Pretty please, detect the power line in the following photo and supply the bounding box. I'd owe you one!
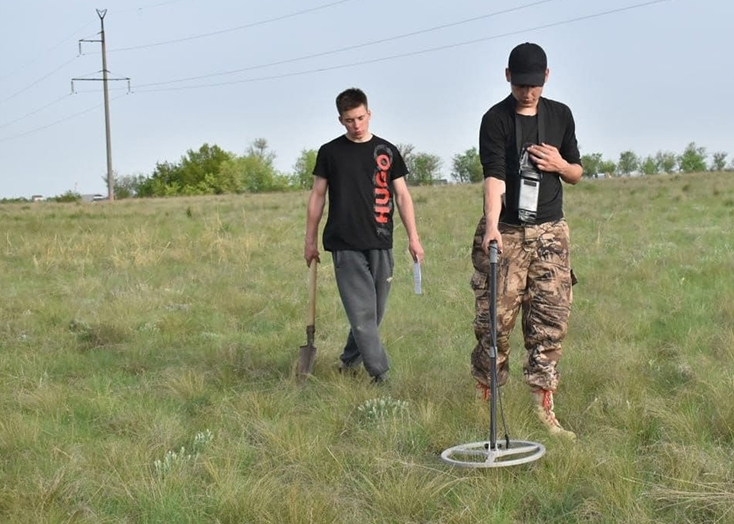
[0,93,128,144]
[0,0,674,140]
[0,94,70,130]
[0,22,96,83]
[134,0,561,89]
[0,0,358,117]
[134,0,673,94]
[0,0,190,85]
[0,56,80,105]
[108,0,359,52]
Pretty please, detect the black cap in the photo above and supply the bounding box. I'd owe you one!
[508,42,547,86]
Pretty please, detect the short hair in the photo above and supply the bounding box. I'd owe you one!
[336,88,368,115]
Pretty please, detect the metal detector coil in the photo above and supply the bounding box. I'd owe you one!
[441,241,545,468]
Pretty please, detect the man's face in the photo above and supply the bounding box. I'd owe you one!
[506,68,548,111]
[339,105,371,142]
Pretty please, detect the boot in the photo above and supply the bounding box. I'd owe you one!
[532,389,576,440]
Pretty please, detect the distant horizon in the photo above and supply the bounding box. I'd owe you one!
[1,0,730,199]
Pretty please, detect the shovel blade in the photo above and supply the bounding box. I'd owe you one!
[297,342,317,379]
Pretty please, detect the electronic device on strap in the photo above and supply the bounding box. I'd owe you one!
[517,147,541,224]
[515,111,546,225]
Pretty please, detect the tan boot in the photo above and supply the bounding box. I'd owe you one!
[475,380,491,401]
[532,389,576,440]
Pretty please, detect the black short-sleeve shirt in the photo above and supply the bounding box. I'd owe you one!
[313,135,408,251]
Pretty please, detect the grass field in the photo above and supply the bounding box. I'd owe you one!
[1,171,733,523]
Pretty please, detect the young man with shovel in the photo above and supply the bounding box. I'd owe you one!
[304,88,424,383]
[471,43,582,438]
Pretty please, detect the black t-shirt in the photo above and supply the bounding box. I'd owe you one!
[479,94,581,225]
[313,134,408,251]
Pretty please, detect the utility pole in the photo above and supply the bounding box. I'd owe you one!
[72,10,130,201]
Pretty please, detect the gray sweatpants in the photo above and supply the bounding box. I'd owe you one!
[332,249,393,379]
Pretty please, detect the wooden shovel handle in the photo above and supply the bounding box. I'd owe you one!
[306,260,317,326]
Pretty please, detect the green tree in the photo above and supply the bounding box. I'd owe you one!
[599,160,616,177]
[678,142,707,173]
[655,151,677,174]
[113,174,148,199]
[291,149,318,189]
[141,143,234,196]
[218,140,289,193]
[711,151,728,171]
[412,152,443,185]
[242,139,288,192]
[451,147,482,183]
[617,150,640,176]
[640,155,661,175]
[580,152,603,178]
[398,143,442,185]
[52,190,81,203]
[247,138,276,164]
[396,143,415,171]
[179,143,234,193]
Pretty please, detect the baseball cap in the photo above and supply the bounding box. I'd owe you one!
[508,43,547,86]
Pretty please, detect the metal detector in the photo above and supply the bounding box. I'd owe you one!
[441,241,545,468]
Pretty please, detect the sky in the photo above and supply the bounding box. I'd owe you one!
[0,0,731,199]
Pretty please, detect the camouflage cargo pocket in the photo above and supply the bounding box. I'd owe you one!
[470,270,488,295]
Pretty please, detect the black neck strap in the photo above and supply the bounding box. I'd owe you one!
[514,100,546,156]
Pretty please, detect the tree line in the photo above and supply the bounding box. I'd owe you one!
[115,139,729,197]
[2,140,730,203]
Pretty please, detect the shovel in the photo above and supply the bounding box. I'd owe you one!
[297,260,318,380]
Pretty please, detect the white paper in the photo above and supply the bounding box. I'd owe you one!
[413,262,422,295]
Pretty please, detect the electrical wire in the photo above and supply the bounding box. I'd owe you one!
[0,56,80,105]
[0,94,71,130]
[0,22,96,83]
[109,0,359,52]
[0,93,129,143]
[0,0,673,140]
[134,0,560,89]
[133,0,673,94]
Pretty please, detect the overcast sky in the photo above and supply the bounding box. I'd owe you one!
[0,0,730,198]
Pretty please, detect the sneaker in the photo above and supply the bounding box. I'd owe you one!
[337,362,360,377]
[532,389,576,440]
[371,373,388,385]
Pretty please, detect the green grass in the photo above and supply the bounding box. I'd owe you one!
[1,172,733,523]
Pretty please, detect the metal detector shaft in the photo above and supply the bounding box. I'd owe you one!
[489,240,498,450]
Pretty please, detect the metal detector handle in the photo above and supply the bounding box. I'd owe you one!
[488,240,499,448]
[489,241,498,264]
[488,240,498,352]
[489,240,498,352]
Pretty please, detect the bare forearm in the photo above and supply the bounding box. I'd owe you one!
[394,181,424,263]
[305,193,324,244]
[304,179,327,264]
[481,176,505,252]
[484,177,505,229]
[558,162,583,185]
[396,192,419,242]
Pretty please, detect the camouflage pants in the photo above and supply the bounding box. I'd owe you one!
[470,217,573,392]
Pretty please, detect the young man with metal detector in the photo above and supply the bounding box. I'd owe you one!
[304,87,424,383]
[471,43,582,438]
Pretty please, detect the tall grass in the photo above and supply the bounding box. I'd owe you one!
[1,172,733,523]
